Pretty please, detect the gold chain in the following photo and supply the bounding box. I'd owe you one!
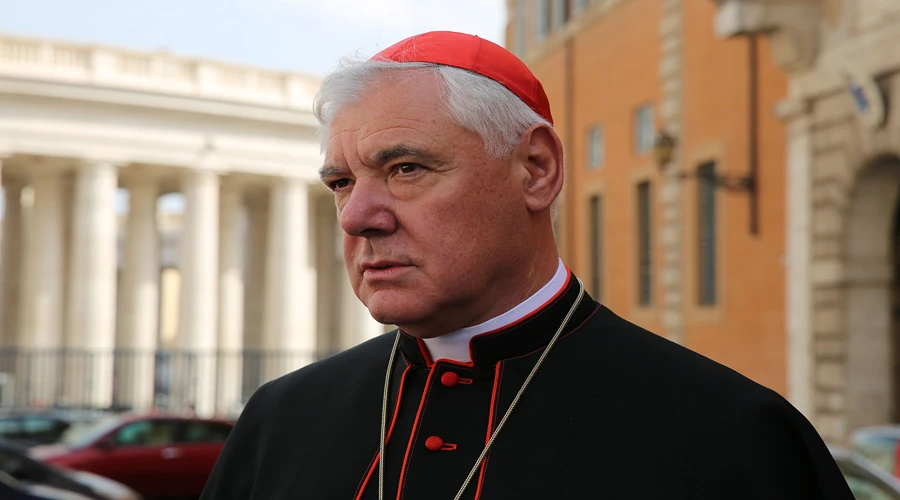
[377,279,585,500]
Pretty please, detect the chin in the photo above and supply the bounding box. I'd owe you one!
[362,290,434,330]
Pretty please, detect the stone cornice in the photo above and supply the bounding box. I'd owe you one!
[0,76,319,127]
[0,32,322,113]
[714,0,821,73]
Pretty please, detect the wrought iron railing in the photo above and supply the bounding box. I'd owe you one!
[0,348,339,416]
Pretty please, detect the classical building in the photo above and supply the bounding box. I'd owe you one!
[508,0,900,444]
[712,0,900,443]
[0,33,385,416]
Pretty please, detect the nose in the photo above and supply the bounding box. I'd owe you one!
[339,179,397,237]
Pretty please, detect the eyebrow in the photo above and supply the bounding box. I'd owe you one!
[318,165,347,180]
[318,144,446,181]
[372,144,446,166]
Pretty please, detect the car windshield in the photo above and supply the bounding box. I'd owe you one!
[59,415,122,449]
[852,432,900,476]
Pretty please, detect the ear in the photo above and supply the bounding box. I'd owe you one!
[515,124,564,214]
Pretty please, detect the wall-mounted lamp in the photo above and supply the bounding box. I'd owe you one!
[652,129,676,167]
[653,130,759,235]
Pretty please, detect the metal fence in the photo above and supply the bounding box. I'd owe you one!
[0,348,338,415]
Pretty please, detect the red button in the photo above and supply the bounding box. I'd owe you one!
[441,372,460,387]
[425,436,444,451]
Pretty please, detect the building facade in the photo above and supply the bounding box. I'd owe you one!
[506,0,791,416]
[509,0,789,393]
[0,33,384,416]
[511,0,900,444]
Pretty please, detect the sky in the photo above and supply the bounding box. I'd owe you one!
[1,0,507,75]
[0,0,507,214]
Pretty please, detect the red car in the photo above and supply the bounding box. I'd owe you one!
[29,413,234,499]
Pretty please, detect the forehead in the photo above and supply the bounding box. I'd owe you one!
[326,71,456,158]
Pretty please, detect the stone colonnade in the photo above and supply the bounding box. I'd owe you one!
[0,158,384,416]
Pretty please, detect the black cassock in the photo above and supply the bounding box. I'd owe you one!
[201,274,853,499]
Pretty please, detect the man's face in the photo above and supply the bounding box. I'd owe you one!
[321,71,529,336]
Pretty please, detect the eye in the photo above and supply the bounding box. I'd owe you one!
[328,178,351,191]
[395,163,420,175]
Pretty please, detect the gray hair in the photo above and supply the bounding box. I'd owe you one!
[313,59,561,220]
[313,60,550,158]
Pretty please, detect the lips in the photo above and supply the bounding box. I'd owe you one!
[361,260,408,271]
[360,260,412,279]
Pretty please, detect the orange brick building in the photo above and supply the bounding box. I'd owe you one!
[506,0,789,394]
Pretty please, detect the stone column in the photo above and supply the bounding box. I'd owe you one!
[216,181,244,415]
[0,178,23,349]
[779,99,814,418]
[242,193,268,400]
[117,175,159,411]
[262,178,315,380]
[18,170,67,407]
[63,162,119,409]
[177,169,219,416]
[0,177,23,401]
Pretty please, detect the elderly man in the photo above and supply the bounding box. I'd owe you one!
[201,31,852,499]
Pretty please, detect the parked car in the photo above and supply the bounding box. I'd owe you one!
[0,409,108,448]
[0,436,140,500]
[30,413,234,499]
[832,446,900,499]
[850,426,900,478]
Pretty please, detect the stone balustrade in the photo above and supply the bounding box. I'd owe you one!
[0,33,321,110]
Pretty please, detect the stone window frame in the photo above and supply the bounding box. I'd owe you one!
[684,141,726,324]
[630,163,658,322]
[534,0,552,42]
[584,180,607,302]
[586,123,605,170]
[633,103,656,155]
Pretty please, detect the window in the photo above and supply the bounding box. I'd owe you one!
[634,104,655,154]
[587,125,604,169]
[552,0,571,29]
[589,195,603,300]
[637,182,652,306]
[535,0,551,41]
[573,0,589,14]
[515,0,527,55]
[843,475,894,500]
[697,162,717,306]
[180,421,233,443]
[115,420,176,447]
[0,418,22,435]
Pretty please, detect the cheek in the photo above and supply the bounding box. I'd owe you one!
[408,202,500,267]
[342,237,362,270]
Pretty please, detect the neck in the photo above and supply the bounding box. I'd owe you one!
[421,258,568,362]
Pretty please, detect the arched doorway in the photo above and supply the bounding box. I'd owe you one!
[845,155,900,431]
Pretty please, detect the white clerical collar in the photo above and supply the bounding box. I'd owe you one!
[421,259,569,363]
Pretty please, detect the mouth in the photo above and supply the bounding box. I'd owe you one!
[361,261,412,280]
